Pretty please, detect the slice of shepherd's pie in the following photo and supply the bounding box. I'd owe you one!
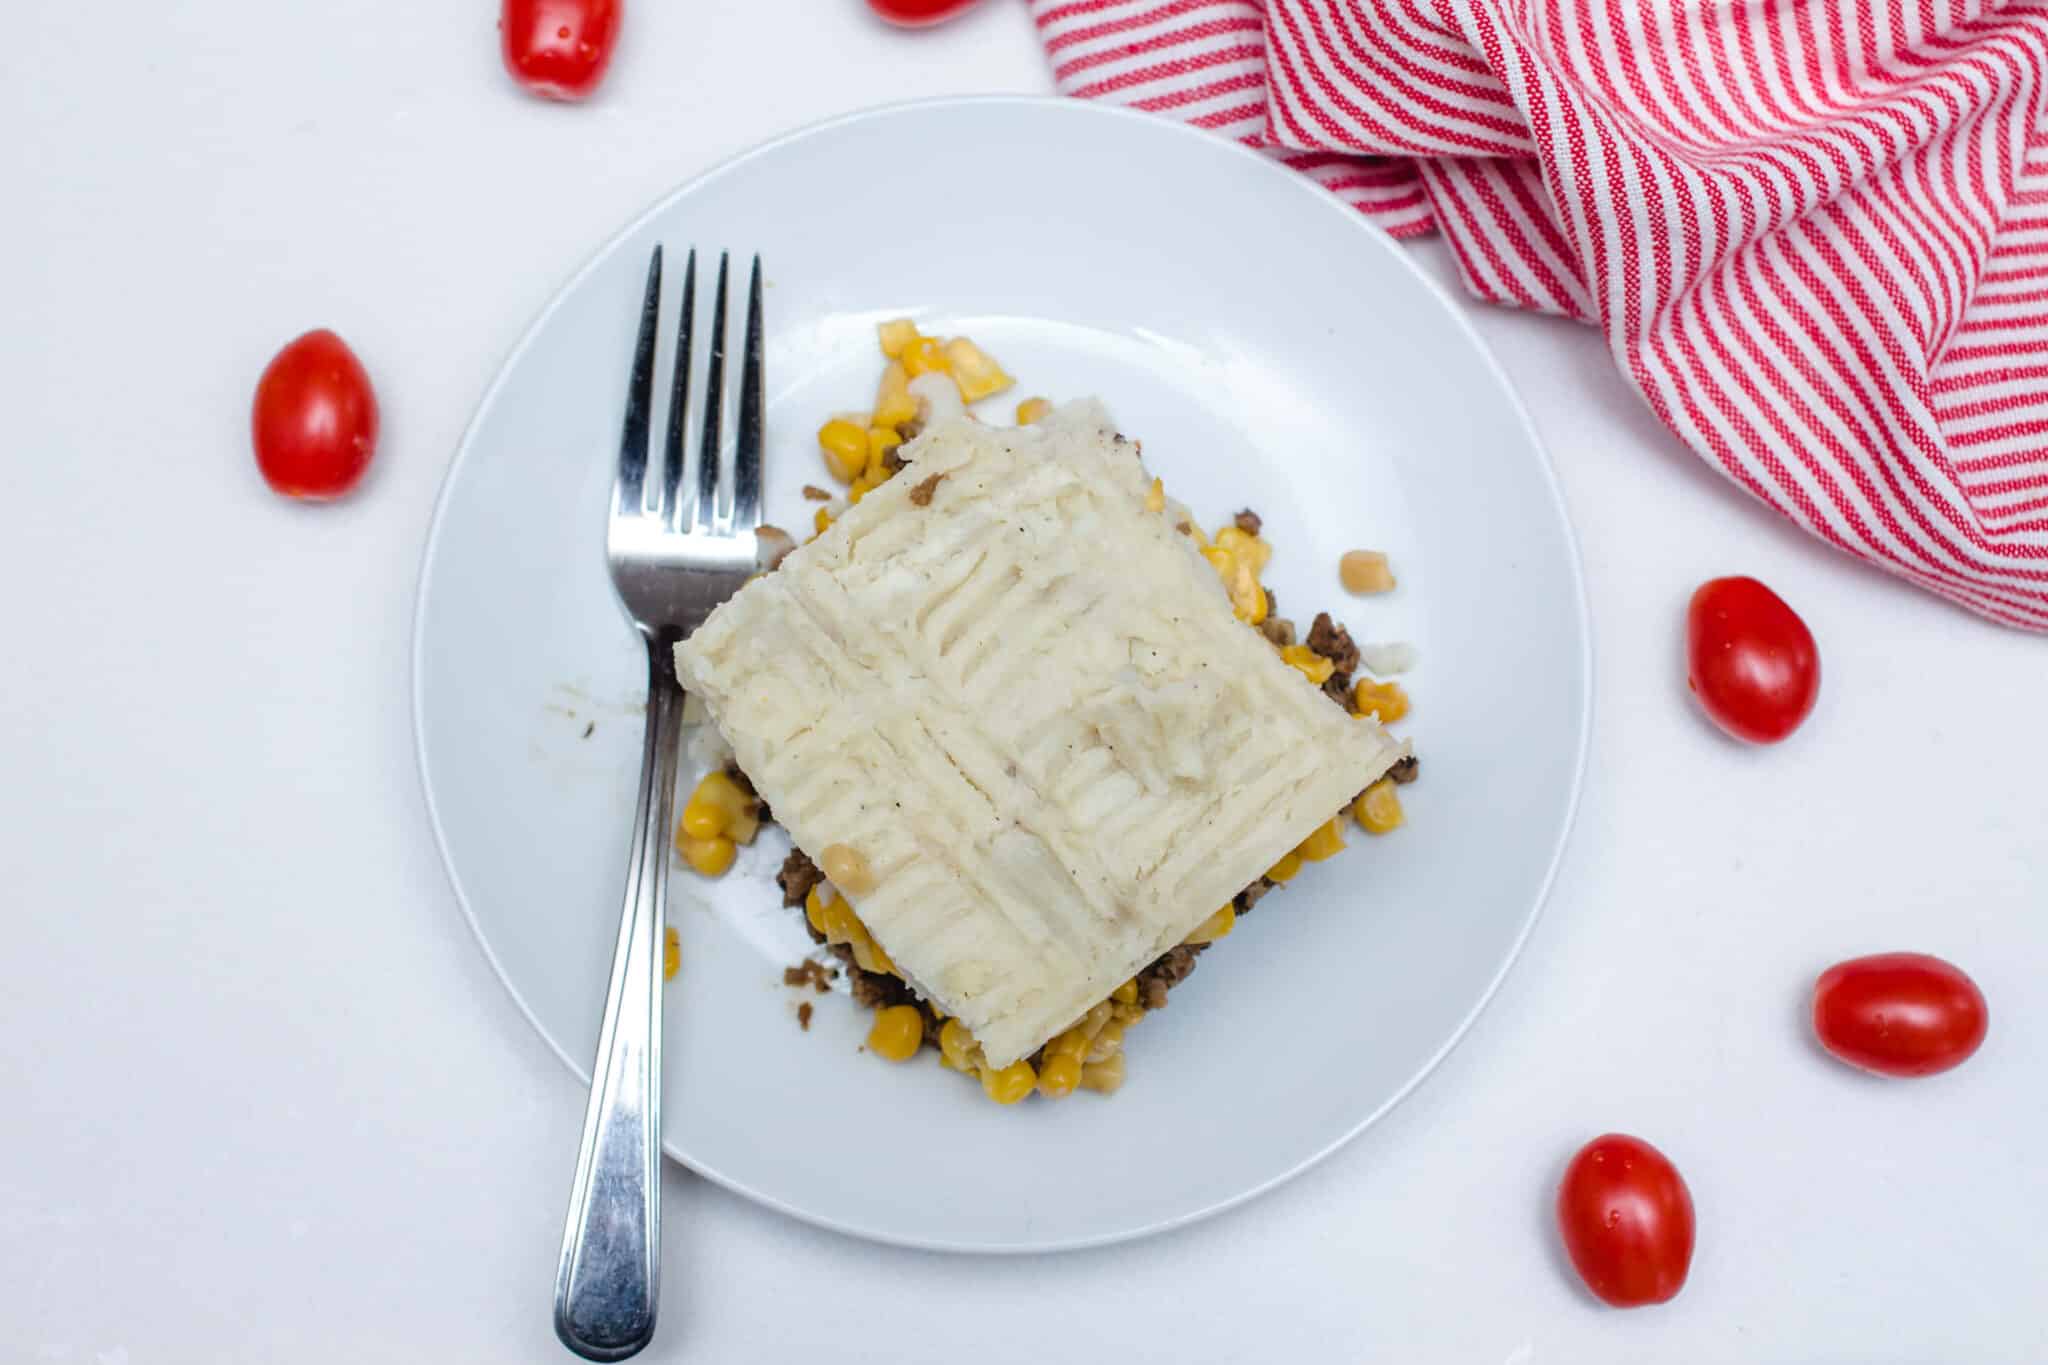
[674,401,1409,1071]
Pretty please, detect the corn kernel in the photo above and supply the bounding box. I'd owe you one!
[979,1059,1037,1105]
[1046,1026,1089,1062]
[1085,1019,1126,1064]
[877,317,920,358]
[1080,1054,1126,1094]
[820,843,876,894]
[1297,816,1346,862]
[1353,677,1410,724]
[816,896,853,942]
[1145,477,1166,514]
[693,770,748,818]
[1266,850,1303,883]
[663,926,680,981]
[866,426,902,477]
[1200,544,1236,580]
[866,1004,924,1062]
[1185,904,1235,945]
[808,881,898,977]
[939,1018,980,1072]
[1281,644,1335,685]
[1075,1001,1113,1045]
[824,900,863,948]
[942,337,1013,402]
[1016,396,1052,425]
[849,923,895,977]
[848,474,876,504]
[817,419,868,484]
[678,799,725,841]
[682,771,755,843]
[813,889,847,931]
[696,773,745,806]
[1230,560,1267,625]
[1214,526,1272,573]
[1355,779,1405,835]
[874,360,918,428]
[1112,979,1139,1006]
[902,335,950,379]
[1037,1053,1082,1099]
[813,507,834,535]
[1339,548,1396,594]
[679,833,736,877]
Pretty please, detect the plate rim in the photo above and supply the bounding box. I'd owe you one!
[410,92,1595,1254]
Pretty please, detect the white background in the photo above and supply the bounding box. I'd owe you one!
[4,2,2043,1361]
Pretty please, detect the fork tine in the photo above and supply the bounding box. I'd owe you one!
[730,255,765,531]
[661,249,697,530]
[697,252,730,533]
[700,250,733,532]
[614,245,662,519]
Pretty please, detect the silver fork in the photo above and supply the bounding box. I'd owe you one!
[554,244,764,1362]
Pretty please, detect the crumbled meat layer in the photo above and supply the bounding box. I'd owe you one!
[1135,944,1208,1011]
[1306,611,1359,674]
[1235,509,1262,536]
[797,1001,814,1030]
[778,847,823,910]
[1308,610,1358,672]
[1306,611,1360,705]
[802,484,832,501]
[908,472,944,506]
[1234,877,1276,917]
[1260,589,1299,647]
[783,959,837,993]
[830,944,918,1009]
[1387,754,1420,784]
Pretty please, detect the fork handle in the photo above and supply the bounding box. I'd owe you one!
[554,642,686,1361]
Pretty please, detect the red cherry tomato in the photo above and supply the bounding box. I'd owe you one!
[866,0,979,26]
[1813,952,1988,1078]
[1685,575,1820,744]
[251,329,379,500]
[1556,1134,1695,1308]
[501,0,622,100]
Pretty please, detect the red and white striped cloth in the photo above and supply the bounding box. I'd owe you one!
[1029,0,2048,629]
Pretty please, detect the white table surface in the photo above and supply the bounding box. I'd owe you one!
[5,2,2043,1361]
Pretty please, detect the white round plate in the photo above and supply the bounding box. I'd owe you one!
[414,96,1589,1253]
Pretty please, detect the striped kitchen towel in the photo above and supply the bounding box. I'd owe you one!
[1028,0,2048,629]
